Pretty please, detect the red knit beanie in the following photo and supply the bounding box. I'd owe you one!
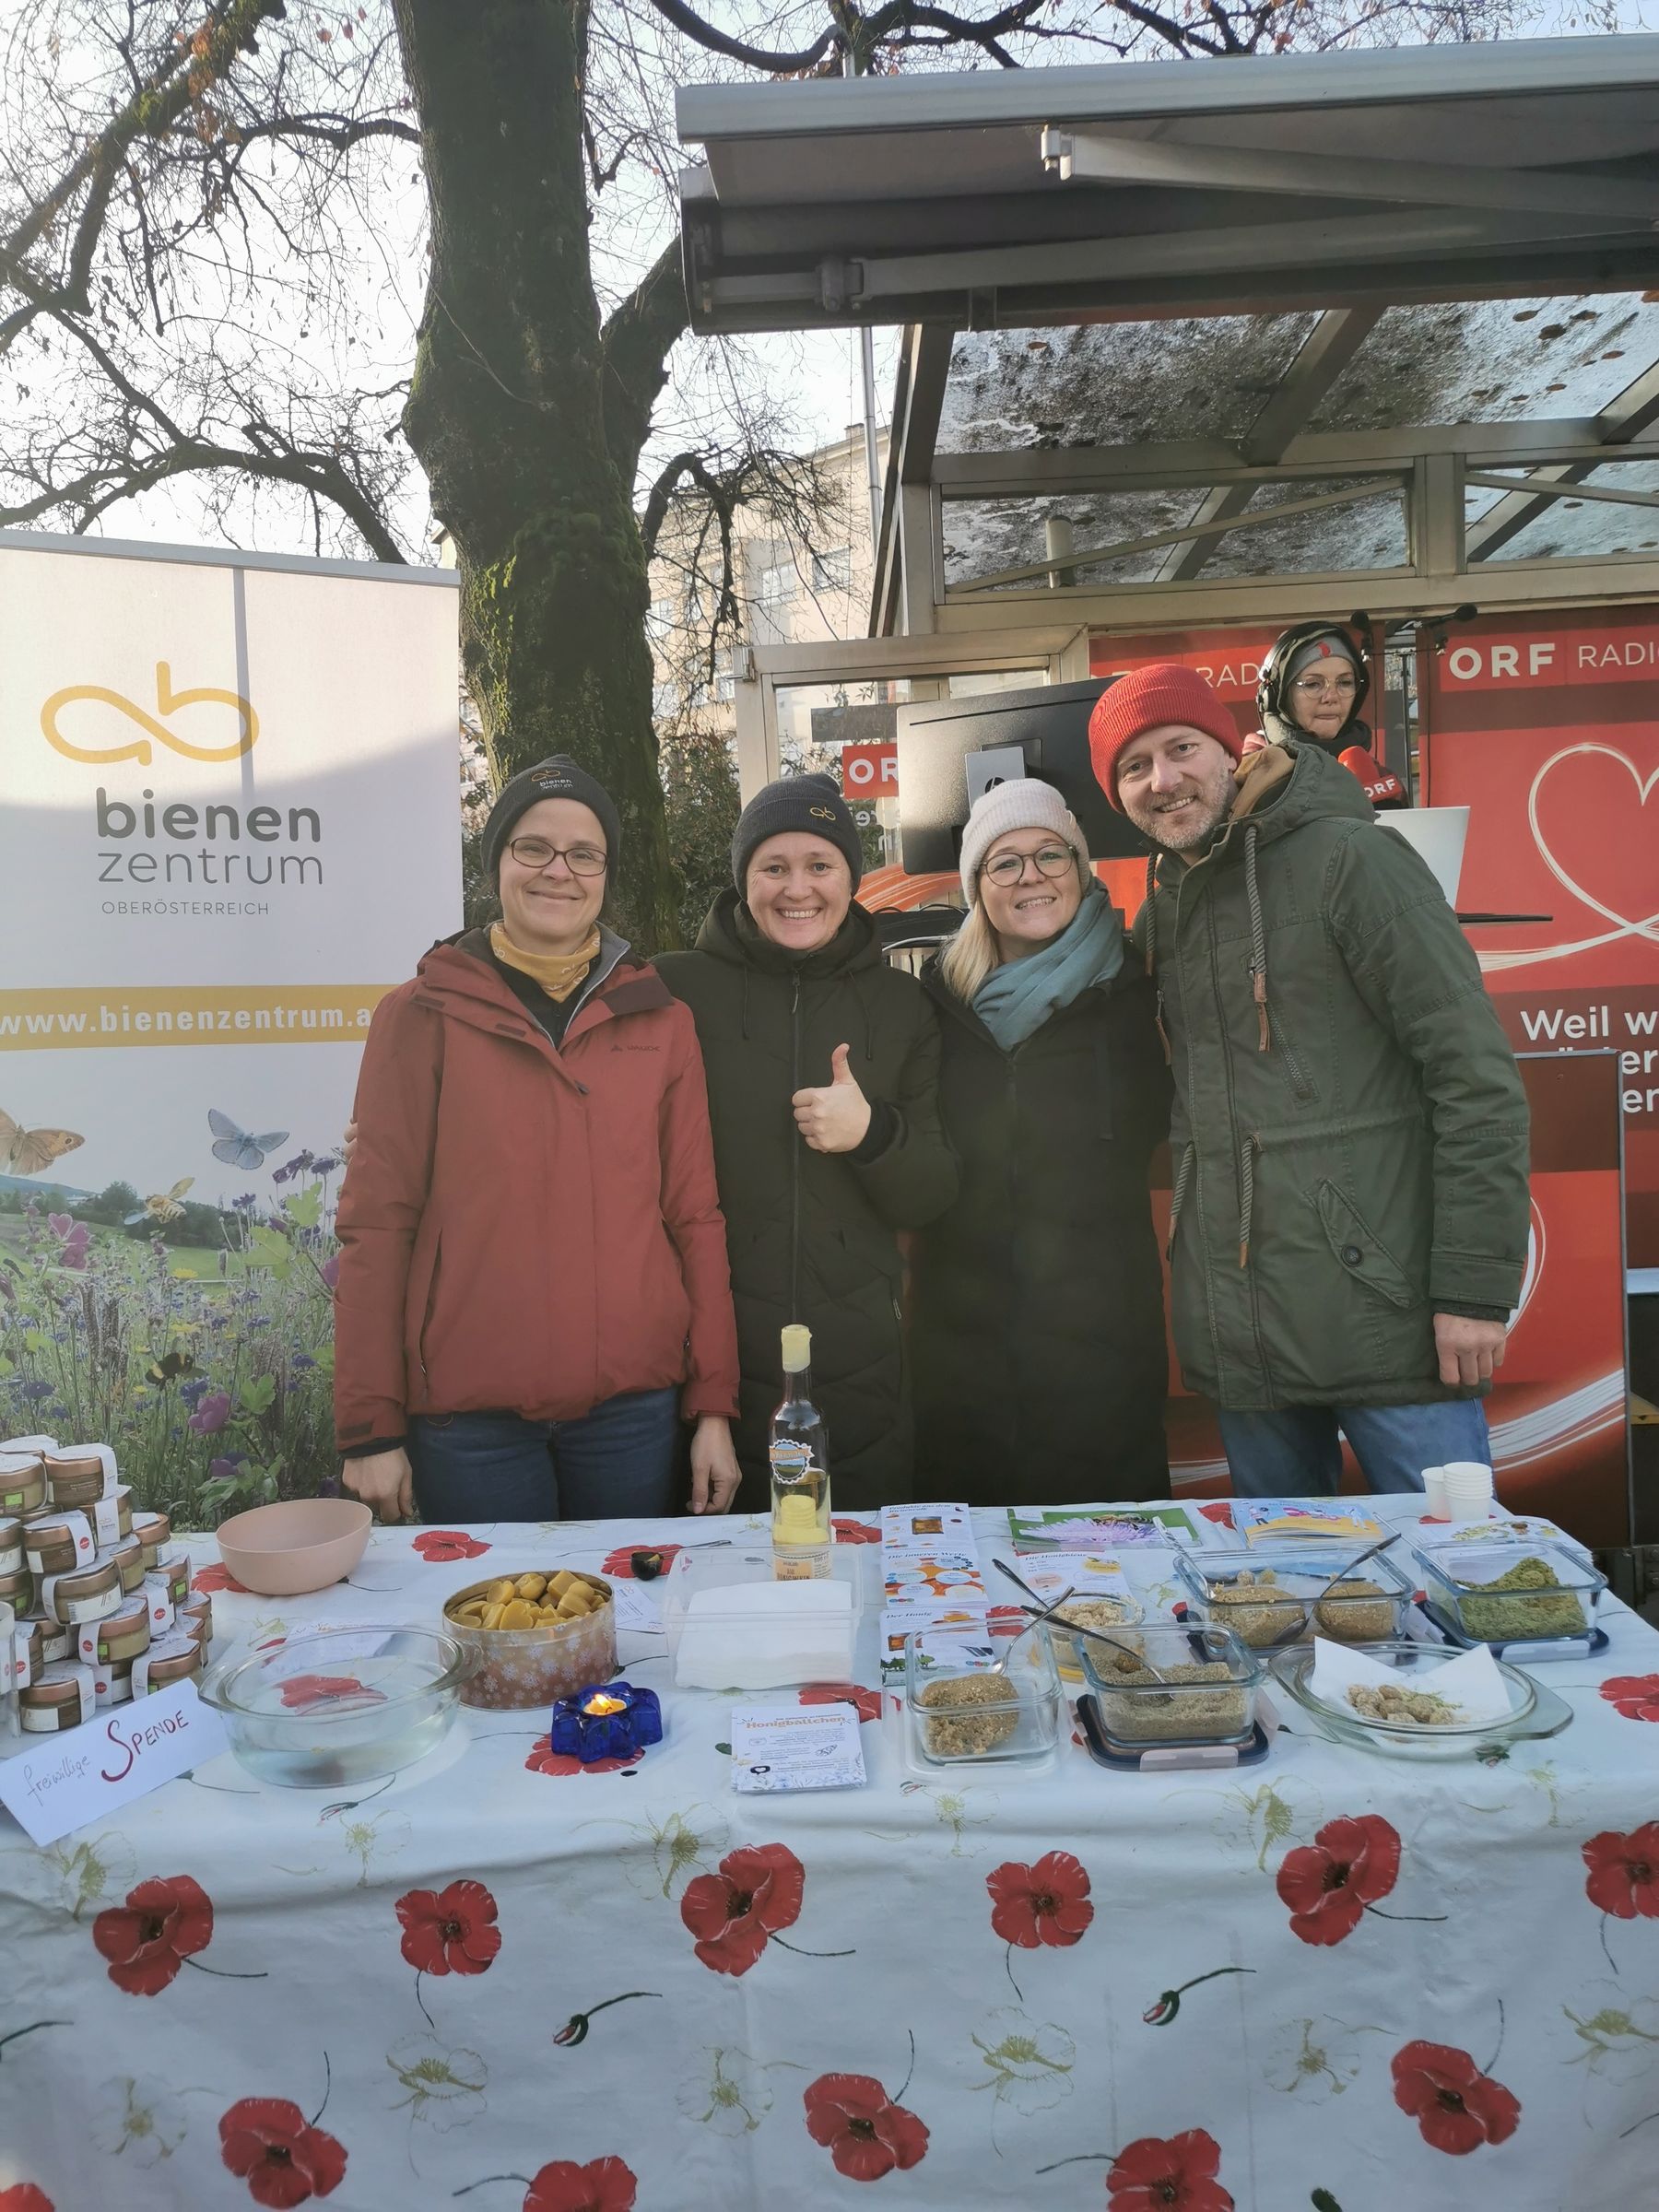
[1088,663,1245,812]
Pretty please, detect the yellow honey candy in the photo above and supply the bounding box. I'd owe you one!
[499,1598,538,1630]
[481,1602,507,1630]
[515,1572,547,1601]
[487,1579,516,1606]
[547,1571,577,1601]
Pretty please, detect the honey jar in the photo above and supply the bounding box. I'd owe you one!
[19,1663,94,1733]
[41,1619,73,1664]
[134,1638,202,1695]
[133,1510,171,1574]
[11,1613,46,1686]
[97,1653,136,1707]
[158,1547,191,1610]
[92,1487,134,1545]
[174,1593,213,1647]
[0,1516,22,1575]
[24,1514,91,1578]
[44,1453,110,1511]
[108,1533,146,1595]
[82,1595,151,1667]
[42,1556,123,1626]
[0,1454,46,1518]
[0,1561,33,1618]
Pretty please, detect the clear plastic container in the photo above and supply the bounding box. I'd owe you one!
[663,1546,863,1690]
[901,1624,1061,1768]
[1175,1546,1415,1649]
[1079,1621,1263,1750]
[1413,1539,1606,1648]
[200,1623,470,1785]
[442,1569,618,1711]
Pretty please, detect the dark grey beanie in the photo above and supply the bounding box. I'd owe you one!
[731,771,864,892]
[482,756,621,878]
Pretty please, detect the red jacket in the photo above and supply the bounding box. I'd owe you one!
[334,930,739,1451]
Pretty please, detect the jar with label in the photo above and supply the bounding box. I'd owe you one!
[24,1514,90,1578]
[40,1618,73,1664]
[19,1662,95,1733]
[159,1547,191,1610]
[98,1651,138,1707]
[0,1454,46,1517]
[82,1595,151,1667]
[174,1593,213,1647]
[0,1560,33,1618]
[92,1488,134,1546]
[11,1613,46,1686]
[0,1516,22,1576]
[134,1638,202,1696]
[107,1533,146,1595]
[133,1510,171,1574]
[44,1453,111,1512]
[41,1556,123,1626]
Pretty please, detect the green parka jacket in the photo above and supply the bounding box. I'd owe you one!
[656,891,959,1508]
[1134,740,1530,1411]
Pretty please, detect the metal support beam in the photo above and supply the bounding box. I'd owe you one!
[872,323,952,636]
[1043,126,1659,228]
[1158,306,1382,582]
[1465,468,1659,512]
[1466,359,1659,559]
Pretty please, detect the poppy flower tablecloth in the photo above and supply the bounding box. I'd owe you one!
[4,1500,1659,2212]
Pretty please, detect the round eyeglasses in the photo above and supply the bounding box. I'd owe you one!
[506,836,608,877]
[1290,670,1357,698]
[982,843,1075,887]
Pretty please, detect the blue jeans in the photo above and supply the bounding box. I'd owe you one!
[407,1391,680,1523]
[1217,1400,1492,1498]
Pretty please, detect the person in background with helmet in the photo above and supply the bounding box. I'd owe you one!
[1087,662,1529,1500]
[1253,621,1408,808]
[655,773,958,1511]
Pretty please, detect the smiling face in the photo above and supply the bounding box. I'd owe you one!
[497,796,607,954]
[977,829,1085,959]
[745,833,853,953]
[1288,653,1359,745]
[1115,724,1238,855]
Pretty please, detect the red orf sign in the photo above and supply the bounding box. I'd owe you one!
[841,742,899,795]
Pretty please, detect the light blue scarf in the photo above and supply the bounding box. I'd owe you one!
[972,883,1126,1051]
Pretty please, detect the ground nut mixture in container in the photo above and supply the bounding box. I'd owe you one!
[917,1671,1018,1757]
[1091,1653,1251,1743]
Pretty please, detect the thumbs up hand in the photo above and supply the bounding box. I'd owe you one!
[792,1041,873,1154]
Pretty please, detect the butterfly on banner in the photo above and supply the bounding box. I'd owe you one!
[208,1109,289,1171]
[125,1178,194,1226]
[0,1109,84,1177]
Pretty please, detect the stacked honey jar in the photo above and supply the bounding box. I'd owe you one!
[1,1435,214,1735]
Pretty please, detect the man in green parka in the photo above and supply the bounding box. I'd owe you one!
[1088,661,1530,1497]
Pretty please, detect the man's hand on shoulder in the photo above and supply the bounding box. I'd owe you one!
[1433,1312,1508,1389]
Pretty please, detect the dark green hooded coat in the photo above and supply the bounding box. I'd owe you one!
[656,892,958,1508]
[1135,740,1530,1411]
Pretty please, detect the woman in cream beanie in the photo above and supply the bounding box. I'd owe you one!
[908,776,1174,1505]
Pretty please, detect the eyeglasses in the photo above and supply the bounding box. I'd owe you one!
[1290,671,1358,698]
[982,843,1075,886]
[506,836,608,877]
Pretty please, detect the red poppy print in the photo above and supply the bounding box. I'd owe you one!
[1583,1824,1659,1920]
[601,1544,681,1579]
[411,1529,491,1563]
[1107,2129,1232,2212]
[92,1873,214,1996]
[0,2187,54,2212]
[523,2157,637,2212]
[799,1682,884,1724]
[395,1879,501,1976]
[1197,1500,1236,1528]
[524,1737,637,1778]
[1391,2041,1520,2156]
[987,1851,1093,1950]
[831,1517,881,1545]
[1276,1815,1401,1946]
[219,2098,347,2208]
[680,1841,805,1975]
[277,1675,386,1712]
[804,2074,929,2182]
[1599,1674,1659,1723]
[192,1561,249,1594]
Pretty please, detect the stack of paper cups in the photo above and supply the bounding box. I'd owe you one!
[1420,1467,1450,1519]
[1441,1462,1495,1520]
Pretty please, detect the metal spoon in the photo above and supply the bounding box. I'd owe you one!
[1265,1534,1400,1647]
[994,1557,1171,1683]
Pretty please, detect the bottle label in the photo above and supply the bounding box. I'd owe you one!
[770,1442,810,1478]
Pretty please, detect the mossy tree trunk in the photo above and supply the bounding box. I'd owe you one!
[392,0,685,947]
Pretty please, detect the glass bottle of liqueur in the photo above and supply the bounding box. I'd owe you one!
[770,1324,831,1580]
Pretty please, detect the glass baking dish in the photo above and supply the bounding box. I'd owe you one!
[901,1624,1061,1768]
[1269,1640,1571,1760]
[1175,1545,1415,1648]
[1412,1540,1606,1648]
[200,1622,470,1787]
[1079,1621,1262,1750]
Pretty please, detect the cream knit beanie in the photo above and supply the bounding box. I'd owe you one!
[959,776,1090,903]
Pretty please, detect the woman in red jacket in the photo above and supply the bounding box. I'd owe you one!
[334,758,741,1524]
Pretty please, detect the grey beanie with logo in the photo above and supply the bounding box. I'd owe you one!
[481,755,622,878]
[731,771,864,892]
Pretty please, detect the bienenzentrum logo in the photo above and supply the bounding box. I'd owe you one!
[41,661,259,767]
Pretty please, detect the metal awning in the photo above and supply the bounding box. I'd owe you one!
[677,39,1659,335]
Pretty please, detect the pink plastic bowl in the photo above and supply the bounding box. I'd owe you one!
[216,1497,372,1596]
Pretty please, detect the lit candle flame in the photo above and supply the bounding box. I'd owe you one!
[583,1693,628,1716]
